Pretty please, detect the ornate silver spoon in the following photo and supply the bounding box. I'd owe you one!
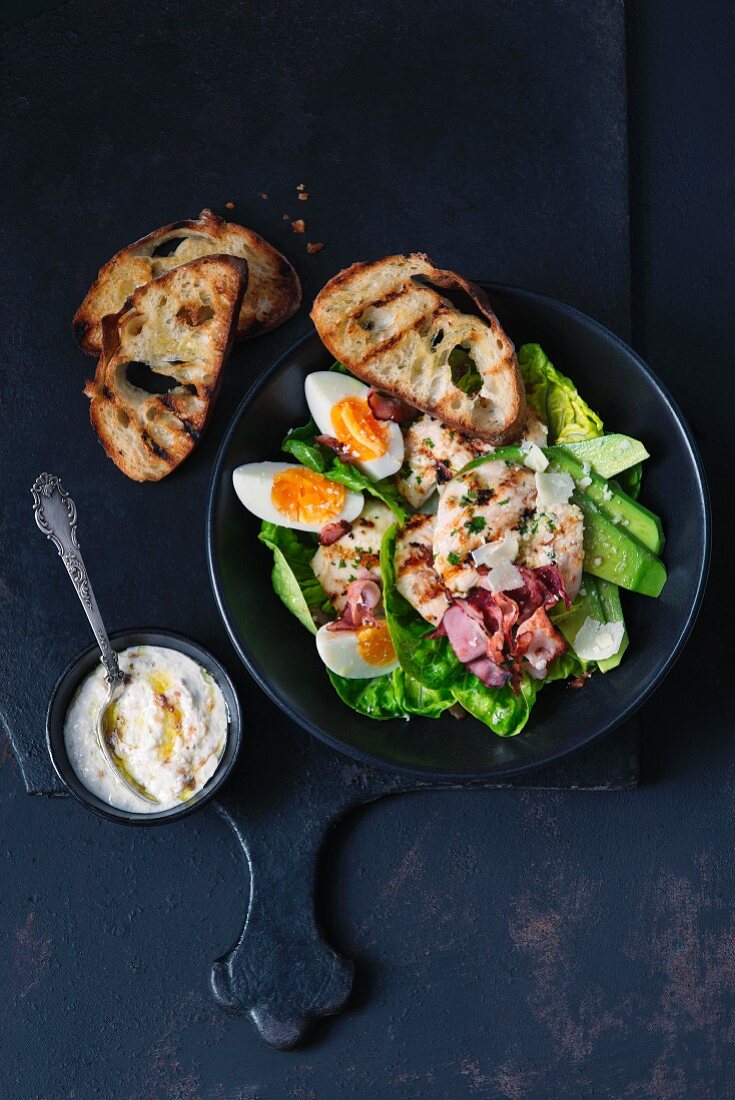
[32,473,158,805]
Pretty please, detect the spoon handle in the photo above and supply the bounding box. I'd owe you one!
[31,473,124,688]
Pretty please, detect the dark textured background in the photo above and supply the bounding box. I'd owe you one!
[0,0,730,1096]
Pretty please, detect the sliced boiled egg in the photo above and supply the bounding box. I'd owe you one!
[305,372,404,481]
[315,620,400,679]
[233,462,364,533]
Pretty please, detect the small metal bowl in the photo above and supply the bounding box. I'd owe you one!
[46,628,242,826]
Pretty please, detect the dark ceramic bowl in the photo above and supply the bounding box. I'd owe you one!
[47,628,243,825]
[207,286,710,780]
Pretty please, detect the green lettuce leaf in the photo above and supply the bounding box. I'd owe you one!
[519,343,604,444]
[258,522,331,634]
[450,671,538,737]
[327,669,406,720]
[391,669,456,718]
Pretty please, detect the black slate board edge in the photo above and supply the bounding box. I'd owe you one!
[2,0,638,1043]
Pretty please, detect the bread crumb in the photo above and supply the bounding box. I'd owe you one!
[307,242,325,254]
[298,192,309,201]
[225,201,235,210]
[292,219,305,234]
[260,193,269,200]
[296,183,306,191]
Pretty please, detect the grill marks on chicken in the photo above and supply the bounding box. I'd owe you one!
[394,514,451,626]
[395,406,549,510]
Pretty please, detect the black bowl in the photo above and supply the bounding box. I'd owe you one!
[47,628,243,825]
[207,286,710,780]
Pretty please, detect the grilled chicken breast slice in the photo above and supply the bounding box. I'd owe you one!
[311,500,394,612]
[433,461,537,594]
[518,502,584,599]
[396,407,549,510]
[394,514,451,626]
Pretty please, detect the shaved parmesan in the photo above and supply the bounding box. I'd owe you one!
[471,530,520,568]
[573,618,625,661]
[485,559,524,593]
[534,471,575,509]
[521,442,548,472]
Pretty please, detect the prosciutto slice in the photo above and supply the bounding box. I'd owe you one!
[315,434,353,460]
[515,606,568,677]
[466,656,511,688]
[367,389,417,423]
[433,567,569,692]
[441,601,490,664]
[319,519,353,546]
[327,578,382,631]
[512,565,569,624]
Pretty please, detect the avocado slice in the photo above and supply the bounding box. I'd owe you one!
[574,493,667,597]
[546,446,664,555]
[594,578,630,672]
[559,434,649,478]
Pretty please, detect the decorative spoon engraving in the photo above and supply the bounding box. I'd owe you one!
[31,473,158,804]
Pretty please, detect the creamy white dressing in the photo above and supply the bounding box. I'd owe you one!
[63,646,228,814]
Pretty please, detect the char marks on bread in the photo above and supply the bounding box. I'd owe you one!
[83,255,247,481]
[73,208,300,356]
[311,253,526,444]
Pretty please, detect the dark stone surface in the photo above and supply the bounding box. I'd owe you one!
[0,0,729,1096]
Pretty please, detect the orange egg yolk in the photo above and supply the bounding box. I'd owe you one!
[271,467,346,525]
[330,397,388,461]
[356,621,396,667]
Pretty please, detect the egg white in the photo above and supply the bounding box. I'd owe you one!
[305,372,404,481]
[315,623,401,679]
[232,461,364,533]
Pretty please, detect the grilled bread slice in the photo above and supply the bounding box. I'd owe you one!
[74,208,299,356]
[84,255,247,481]
[311,254,525,443]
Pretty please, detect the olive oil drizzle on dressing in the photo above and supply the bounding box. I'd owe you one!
[102,668,189,802]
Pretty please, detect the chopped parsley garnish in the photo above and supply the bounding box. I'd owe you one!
[423,438,434,448]
[465,516,487,533]
[519,514,539,537]
[461,486,494,507]
[497,498,509,505]
[447,551,462,566]
[338,559,346,569]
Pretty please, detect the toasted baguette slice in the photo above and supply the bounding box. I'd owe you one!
[74,208,299,355]
[84,255,247,481]
[311,253,525,443]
